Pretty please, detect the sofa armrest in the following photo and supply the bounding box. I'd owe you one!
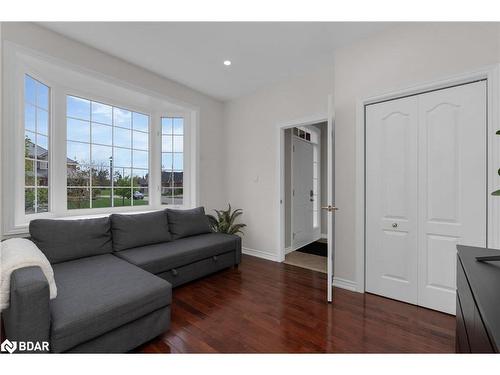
[2,266,51,349]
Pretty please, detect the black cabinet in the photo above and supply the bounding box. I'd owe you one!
[456,245,500,353]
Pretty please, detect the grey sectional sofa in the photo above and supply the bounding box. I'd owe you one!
[1,207,241,353]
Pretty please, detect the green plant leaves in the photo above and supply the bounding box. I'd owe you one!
[207,204,246,236]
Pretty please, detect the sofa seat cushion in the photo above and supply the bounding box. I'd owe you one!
[50,254,171,353]
[114,233,239,275]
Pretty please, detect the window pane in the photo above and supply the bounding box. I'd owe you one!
[37,188,49,213]
[92,102,112,125]
[132,169,148,187]
[162,117,173,134]
[25,76,36,105]
[67,118,90,143]
[92,144,113,167]
[114,108,132,128]
[36,81,49,110]
[113,168,131,185]
[113,188,132,207]
[133,112,149,132]
[92,166,111,186]
[173,188,183,205]
[173,118,184,135]
[132,131,148,150]
[25,159,35,186]
[173,153,183,171]
[67,141,90,165]
[25,104,36,132]
[161,188,173,205]
[173,135,183,152]
[37,109,49,135]
[162,135,173,152]
[133,150,148,169]
[25,131,36,158]
[113,148,131,168]
[114,127,131,148]
[67,96,90,121]
[25,188,36,214]
[161,171,172,187]
[92,188,112,208]
[37,162,49,186]
[67,163,90,187]
[37,133,49,152]
[67,187,91,209]
[162,153,173,170]
[173,171,183,188]
[133,187,148,206]
[92,123,113,146]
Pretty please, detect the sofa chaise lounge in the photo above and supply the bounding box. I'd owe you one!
[1,207,241,353]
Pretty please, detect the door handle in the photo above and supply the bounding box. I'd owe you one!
[321,205,339,212]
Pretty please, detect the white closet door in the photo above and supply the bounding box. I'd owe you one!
[366,96,419,304]
[417,81,487,314]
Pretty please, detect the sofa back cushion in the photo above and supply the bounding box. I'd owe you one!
[166,207,212,240]
[29,217,113,264]
[111,211,171,251]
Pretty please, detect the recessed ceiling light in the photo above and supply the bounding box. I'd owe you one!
[223,60,232,66]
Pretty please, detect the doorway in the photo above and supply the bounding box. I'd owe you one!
[283,123,328,273]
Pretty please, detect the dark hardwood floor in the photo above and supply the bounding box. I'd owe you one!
[137,254,456,353]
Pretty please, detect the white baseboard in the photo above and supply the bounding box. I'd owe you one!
[320,233,327,239]
[242,247,281,262]
[284,246,294,254]
[333,277,358,292]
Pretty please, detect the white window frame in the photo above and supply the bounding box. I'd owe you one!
[2,42,199,236]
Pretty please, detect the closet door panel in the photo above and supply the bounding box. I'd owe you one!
[417,81,487,314]
[366,96,419,304]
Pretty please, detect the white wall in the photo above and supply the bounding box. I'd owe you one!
[1,22,227,223]
[223,66,334,260]
[334,22,500,284]
[224,22,500,283]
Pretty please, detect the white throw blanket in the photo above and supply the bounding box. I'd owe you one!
[0,238,57,310]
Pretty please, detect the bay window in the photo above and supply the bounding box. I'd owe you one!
[2,44,197,235]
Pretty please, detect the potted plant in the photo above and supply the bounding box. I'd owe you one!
[207,204,247,236]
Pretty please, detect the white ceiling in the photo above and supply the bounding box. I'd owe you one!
[40,22,391,101]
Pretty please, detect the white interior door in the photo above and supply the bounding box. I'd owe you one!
[326,96,336,302]
[292,137,314,249]
[365,81,487,314]
[417,81,487,314]
[366,96,419,305]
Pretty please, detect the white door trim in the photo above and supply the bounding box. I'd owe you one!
[355,64,500,293]
[277,113,327,262]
